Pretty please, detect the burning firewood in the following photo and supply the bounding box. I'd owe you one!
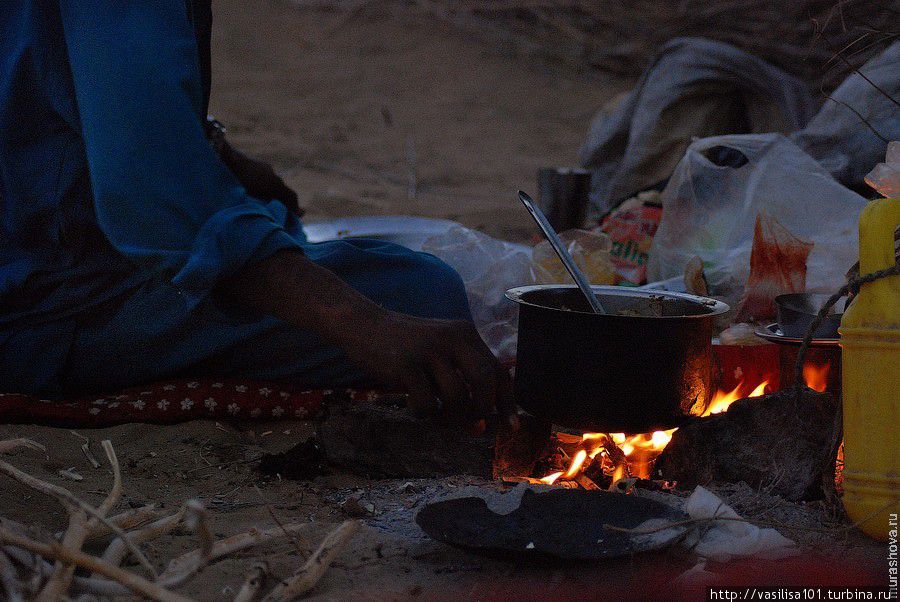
[654,388,839,501]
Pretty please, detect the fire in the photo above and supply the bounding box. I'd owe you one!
[803,361,830,393]
[535,361,833,486]
[543,428,677,484]
[540,377,775,486]
[563,450,588,478]
[540,471,563,485]
[703,380,769,416]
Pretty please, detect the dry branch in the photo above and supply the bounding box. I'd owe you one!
[82,505,169,544]
[159,523,312,589]
[39,440,124,601]
[234,561,268,602]
[262,520,360,602]
[0,526,190,602]
[184,499,213,560]
[0,439,45,454]
[101,509,185,567]
[0,548,24,602]
[0,443,155,578]
[72,522,317,598]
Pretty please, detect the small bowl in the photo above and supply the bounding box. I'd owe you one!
[774,293,848,339]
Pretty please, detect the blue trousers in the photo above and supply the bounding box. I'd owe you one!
[1,239,470,396]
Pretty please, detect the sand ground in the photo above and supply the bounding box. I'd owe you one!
[208,0,625,241]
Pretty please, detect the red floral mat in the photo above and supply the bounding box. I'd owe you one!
[0,379,392,428]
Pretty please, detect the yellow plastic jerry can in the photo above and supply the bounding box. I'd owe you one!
[840,197,899,541]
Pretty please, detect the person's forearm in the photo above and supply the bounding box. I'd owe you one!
[216,249,385,346]
[215,249,514,425]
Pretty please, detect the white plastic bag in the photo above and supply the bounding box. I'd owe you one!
[424,227,616,360]
[648,133,868,305]
[422,226,533,360]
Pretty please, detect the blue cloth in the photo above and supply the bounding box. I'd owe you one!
[0,1,470,396]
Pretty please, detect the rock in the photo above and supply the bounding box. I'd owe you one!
[654,388,839,501]
[317,401,496,478]
[341,495,375,517]
[257,437,329,480]
[492,413,552,481]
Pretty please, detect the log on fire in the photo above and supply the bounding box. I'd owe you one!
[653,388,839,501]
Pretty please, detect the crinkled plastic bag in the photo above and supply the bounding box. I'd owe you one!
[734,212,813,323]
[532,229,616,286]
[424,227,616,360]
[865,140,900,198]
[648,134,867,306]
[422,226,533,360]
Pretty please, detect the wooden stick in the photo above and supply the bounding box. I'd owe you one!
[93,441,123,520]
[0,457,155,577]
[262,520,360,601]
[101,509,185,567]
[82,505,167,544]
[38,509,88,602]
[0,548,24,602]
[233,561,268,602]
[159,523,312,588]
[38,440,124,601]
[75,522,316,598]
[0,526,190,602]
[0,439,45,454]
[184,500,213,560]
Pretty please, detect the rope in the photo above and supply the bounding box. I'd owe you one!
[792,262,900,403]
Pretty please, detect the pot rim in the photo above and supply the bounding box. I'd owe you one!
[505,284,730,319]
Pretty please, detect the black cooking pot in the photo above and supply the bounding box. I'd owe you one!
[774,293,847,339]
[506,285,730,434]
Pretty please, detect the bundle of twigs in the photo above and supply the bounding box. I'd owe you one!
[0,438,359,601]
[306,0,897,90]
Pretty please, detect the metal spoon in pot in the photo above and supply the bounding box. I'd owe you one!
[518,190,607,315]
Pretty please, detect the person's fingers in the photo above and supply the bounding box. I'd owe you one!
[497,373,519,431]
[428,358,469,415]
[403,368,440,416]
[460,323,519,430]
[454,347,497,419]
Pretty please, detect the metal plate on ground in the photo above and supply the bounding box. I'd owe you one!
[416,488,686,560]
[302,216,460,251]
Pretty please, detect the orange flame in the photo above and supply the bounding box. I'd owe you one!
[563,450,588,479]
[613,429,677,479]
[540,471,563,485]
[703,380,769,416]
[803,362,830,393]
[539,376,777,485]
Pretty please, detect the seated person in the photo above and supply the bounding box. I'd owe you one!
[0,1,510,423]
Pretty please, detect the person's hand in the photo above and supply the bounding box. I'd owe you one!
[340,310,516,429]
[218,250,517,432]
[220,143,304,216]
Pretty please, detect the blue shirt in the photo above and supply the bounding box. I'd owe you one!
[0,0,306,330]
